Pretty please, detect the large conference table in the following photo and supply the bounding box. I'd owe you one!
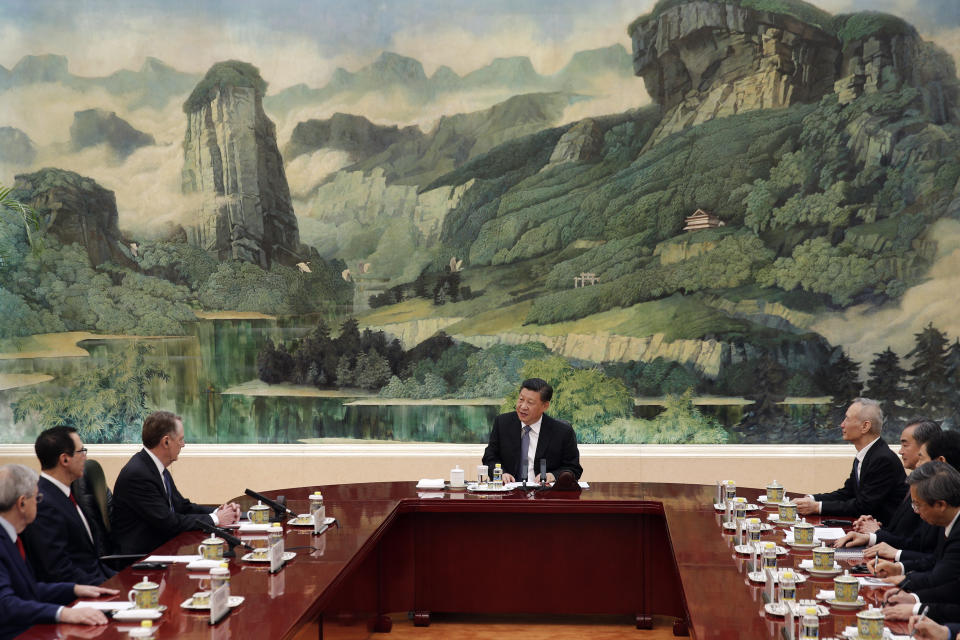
[20,481,896,639]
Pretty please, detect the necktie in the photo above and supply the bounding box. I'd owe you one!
[520,425,531,481]
[16,536,26,561]
[163,469,174,513]
[853,458,860,488]
[69,491,79,508]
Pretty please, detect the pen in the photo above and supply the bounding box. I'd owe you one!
[911,605,929,638]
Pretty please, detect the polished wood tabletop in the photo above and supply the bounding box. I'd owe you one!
[18,481,903,640]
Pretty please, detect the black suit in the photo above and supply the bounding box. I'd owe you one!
[812,438,907,524]
[112,449,214,555]
[482,412,582,481]
[21,477,114,585]
[0,531,76,640]
[927,598,960,624]
[880,488,923,538]
[900,517,960,592]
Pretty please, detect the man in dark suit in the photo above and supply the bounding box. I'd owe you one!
[795,397,906,524]
[0,464,117,640]
[482,378,582,483]
[21,426,114,585]
[834,419,941,551]
[112,411,241,555]
[870,462,960,620]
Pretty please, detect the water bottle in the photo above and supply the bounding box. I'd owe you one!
[763,542,778,569]
[779,571,796,602]
[800,606,819,639]
[492,463,503,488]
[310,491,325,534]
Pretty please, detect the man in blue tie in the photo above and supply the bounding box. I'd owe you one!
[111,411,241,556]
[794,397,906,524]
[482,378,582,484]
[0,464,118,640]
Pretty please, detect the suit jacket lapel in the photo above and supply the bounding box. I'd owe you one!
[532,417,552,470]
[41,477,95,552]
[138,449,166,494]
[1,533,38,597]
[505,414,522,477]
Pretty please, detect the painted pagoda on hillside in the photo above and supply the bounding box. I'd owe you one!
[683,209,725,231]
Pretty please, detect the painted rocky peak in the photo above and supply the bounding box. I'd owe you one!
[629,1,959,147]
[181,60,302,268]
[12,168,136,269]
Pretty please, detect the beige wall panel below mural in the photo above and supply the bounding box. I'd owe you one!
[0,444,858,504]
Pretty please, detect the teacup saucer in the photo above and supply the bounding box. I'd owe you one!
[784,539,818,548]
[826,597,866,609]
[241,551,296,563]
[764,602,829,617]
[805,563,843,577]
[734,544,788,555]
[287,516,336,527]
[769,517,800,527]
[747,570,808,584]
[180,595,245,610]
[723,521,774,532]
[714,503,760,511]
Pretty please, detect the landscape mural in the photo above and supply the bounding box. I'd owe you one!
[1,0,959,446]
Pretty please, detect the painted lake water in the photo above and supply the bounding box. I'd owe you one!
[0,317,832,444]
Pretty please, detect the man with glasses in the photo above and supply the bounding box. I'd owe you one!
[873,461,960,589]
[21,426,114,585]
[0,463,118,640]
[112,411,240,555]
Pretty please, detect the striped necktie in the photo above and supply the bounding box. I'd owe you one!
[520,425,531,481]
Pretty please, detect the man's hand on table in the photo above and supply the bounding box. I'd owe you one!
[59,607,109,626]
[883,589,918,605]
[866,557,902,578]
[865,542,900,560]
[882,603,916,620]
[216,502,241,525]
[502,473,516,484]
[853,515,881,533]
[73,585,119,598]
[536,473,556,483]
[909,616,953,640]
[833,531,870,548]
[793,496,818,515]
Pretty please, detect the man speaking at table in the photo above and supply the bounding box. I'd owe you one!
[112,411,241,556]
[482,378,582,484]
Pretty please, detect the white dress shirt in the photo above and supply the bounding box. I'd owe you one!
[811,437,881,512]
[521,416,542,482]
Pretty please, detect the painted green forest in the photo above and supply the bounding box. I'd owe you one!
[1,0,959,445]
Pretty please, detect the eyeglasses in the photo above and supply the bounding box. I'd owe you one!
[26,492,43,504]
[73,447,88,456]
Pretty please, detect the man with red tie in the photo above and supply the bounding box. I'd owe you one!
[0,463,117,640]
[21,426,115,584]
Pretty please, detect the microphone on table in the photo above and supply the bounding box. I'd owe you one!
[195,517,253,558]
[245,488,297,521]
